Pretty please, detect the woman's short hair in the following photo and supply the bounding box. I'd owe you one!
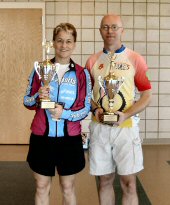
[53,23,77,42]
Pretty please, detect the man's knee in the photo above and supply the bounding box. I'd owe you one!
[120,175,137,195]
[99,173,115,188]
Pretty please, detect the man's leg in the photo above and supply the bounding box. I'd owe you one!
[59,174,77,205]
[120,174,138,205]
[98,173,115,205]
[34,172,52,205]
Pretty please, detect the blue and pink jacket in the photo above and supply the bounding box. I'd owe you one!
[24,58,92,137]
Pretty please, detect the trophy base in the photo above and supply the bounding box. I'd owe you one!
[41,101,55,109]
[103,113,118,124]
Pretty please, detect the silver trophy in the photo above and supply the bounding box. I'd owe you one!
[98,52,124,123]
[34,40,59,109]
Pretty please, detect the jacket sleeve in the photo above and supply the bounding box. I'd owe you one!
[23,68,40,110]
[60,68,92,121]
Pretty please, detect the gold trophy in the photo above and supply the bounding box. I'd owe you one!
[34,40,59,109]
[98,52,124,123]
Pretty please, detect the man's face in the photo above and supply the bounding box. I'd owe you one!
[99,15,124,49]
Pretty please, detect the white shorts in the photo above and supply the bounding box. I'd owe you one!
[89,121,143,176]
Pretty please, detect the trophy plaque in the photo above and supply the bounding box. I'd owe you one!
[34,40,58,109]
[98,51,124,124]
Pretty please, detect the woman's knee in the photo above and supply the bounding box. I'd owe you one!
[34,173,51,195]
[59,176,75,196]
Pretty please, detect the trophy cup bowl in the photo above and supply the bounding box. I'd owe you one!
[34,40,58,109]
[98,72,124,124]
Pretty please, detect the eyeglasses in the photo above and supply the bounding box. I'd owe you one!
[101,25,122,31]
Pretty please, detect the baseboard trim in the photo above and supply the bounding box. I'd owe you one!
[143,138,170,145]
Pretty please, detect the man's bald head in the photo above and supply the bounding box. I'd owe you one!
[100,14,123,28]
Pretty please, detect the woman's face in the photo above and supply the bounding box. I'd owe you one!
[53,30,76,61]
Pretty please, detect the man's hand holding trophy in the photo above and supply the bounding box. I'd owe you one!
[34,40,59,109]
[98,51,124,124]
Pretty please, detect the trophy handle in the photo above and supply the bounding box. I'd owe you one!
[51,63,60,81]
[116,77,124,93]
[98,76,106,94]
[34,61,41,79]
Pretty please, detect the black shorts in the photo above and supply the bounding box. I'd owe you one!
[27,133,85,176]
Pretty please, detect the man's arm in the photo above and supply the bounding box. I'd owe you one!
[116,89,152,125]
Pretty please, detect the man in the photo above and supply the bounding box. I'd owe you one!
[86,14,152,205]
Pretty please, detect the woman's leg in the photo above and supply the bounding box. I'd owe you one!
[59,174,76,205]
[34,172,52,205]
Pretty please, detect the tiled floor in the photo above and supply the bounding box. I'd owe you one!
[0,145,170,205]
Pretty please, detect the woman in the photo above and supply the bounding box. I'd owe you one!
[24,23,91,205]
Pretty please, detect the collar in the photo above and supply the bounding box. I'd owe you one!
[50,57,76,71]
[103,45,126,54]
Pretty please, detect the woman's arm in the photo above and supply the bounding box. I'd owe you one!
[23,68,41,110]
[59,69,92,121]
